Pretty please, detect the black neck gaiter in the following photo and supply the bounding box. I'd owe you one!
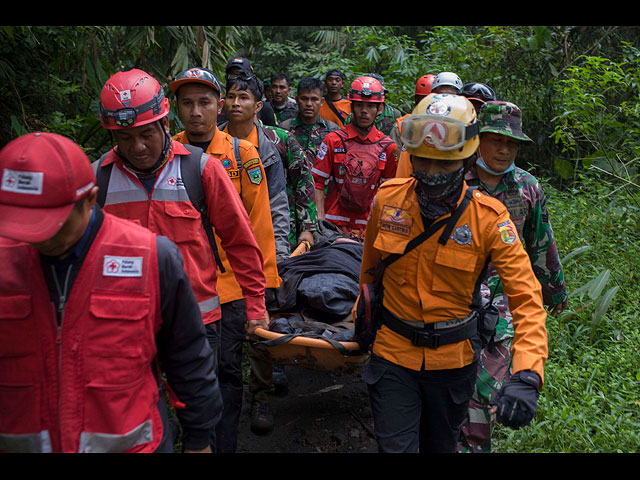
[412,167,465,220]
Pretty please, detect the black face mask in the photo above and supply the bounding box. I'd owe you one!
[411,166,466,220]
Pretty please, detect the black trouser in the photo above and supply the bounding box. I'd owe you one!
[363,354,477,453]
[209,299,247,453]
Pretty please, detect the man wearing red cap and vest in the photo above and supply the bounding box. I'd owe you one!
[312,75,398,238]
[0,132,221,453]
[94,69,268,451]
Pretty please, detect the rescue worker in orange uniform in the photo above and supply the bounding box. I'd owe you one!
[169,67,281,453]
[94,69,268,452]
[357,93,548,453]
[318,68,352,128]
[0,132,221,453]
[312,75,399,238]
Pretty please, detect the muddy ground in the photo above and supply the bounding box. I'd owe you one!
[236,364,379,454]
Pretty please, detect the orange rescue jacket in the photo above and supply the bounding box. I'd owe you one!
[359,178,548,381]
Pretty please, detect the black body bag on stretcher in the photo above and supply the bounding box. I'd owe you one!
[354,189,473,353]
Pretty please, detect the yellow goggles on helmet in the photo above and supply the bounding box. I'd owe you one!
[401,114,479,152]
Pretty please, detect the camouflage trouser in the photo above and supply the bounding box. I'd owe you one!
[458,291,514,453]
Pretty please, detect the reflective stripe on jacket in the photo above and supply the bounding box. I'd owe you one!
[0,214,163,453]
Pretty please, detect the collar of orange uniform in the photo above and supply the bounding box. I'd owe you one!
[221,123,259,149]
[174,128,226,156]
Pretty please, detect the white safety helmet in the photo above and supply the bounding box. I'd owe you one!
[431,72,463,94]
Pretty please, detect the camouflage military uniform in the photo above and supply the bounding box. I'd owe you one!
[273,98,299,124]
[458,102,567,453]
[263,124,318,250]
[279,115,340,166]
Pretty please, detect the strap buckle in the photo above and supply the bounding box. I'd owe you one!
[410,329,440,349]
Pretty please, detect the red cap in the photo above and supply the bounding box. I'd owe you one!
[0,132,96,243]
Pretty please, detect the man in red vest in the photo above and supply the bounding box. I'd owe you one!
[312,75,398,238]
[0,132,221,453]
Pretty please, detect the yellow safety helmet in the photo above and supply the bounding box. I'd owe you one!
[401,93,479,161]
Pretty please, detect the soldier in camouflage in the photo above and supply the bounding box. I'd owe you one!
[279,77,341,171]
[262,124,318,251]
[459,101,568,453]
[270,73,299,124]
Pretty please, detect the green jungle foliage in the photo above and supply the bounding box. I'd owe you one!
[1,25,638,453]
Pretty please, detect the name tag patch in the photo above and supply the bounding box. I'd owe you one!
[1,168,44,195]
[380,205,413,236]
[103,256,143,277]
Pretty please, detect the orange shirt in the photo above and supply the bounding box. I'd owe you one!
[319,97,352,128]
[173,129,281,304]
[359,178,548,381]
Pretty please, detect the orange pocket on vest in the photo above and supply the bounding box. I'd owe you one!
[432,247,479,295]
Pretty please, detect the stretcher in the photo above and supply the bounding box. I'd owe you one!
[253,240,370,373]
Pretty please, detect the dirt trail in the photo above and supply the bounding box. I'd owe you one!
[236,364,378,453]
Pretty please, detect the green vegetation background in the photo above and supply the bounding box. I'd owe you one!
[1,26,638,452]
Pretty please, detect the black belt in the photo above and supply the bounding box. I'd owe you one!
[381,308,478,349]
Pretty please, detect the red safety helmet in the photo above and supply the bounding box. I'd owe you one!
[415,74,436,96]
[100,68,170,130]
[347,76,385,103]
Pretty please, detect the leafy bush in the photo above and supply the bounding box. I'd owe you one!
[493,177,640,453]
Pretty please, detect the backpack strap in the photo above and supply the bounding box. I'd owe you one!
[180,144,226,273]
[94,152,113,208]
[233,136,241,169]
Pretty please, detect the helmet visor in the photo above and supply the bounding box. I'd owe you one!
[401,114,479,152]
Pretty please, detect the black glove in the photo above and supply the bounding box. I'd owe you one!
[492,370,540,429]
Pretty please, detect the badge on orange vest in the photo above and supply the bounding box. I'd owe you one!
[247,166,263,185]
[103,255,143,277]
[380,205,413,236]
[221,158,240,179]
[451,224,472,245]
[243,158,260,170]
[498,221,517,244]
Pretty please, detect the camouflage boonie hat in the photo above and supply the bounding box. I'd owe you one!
[479,101,532,142]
